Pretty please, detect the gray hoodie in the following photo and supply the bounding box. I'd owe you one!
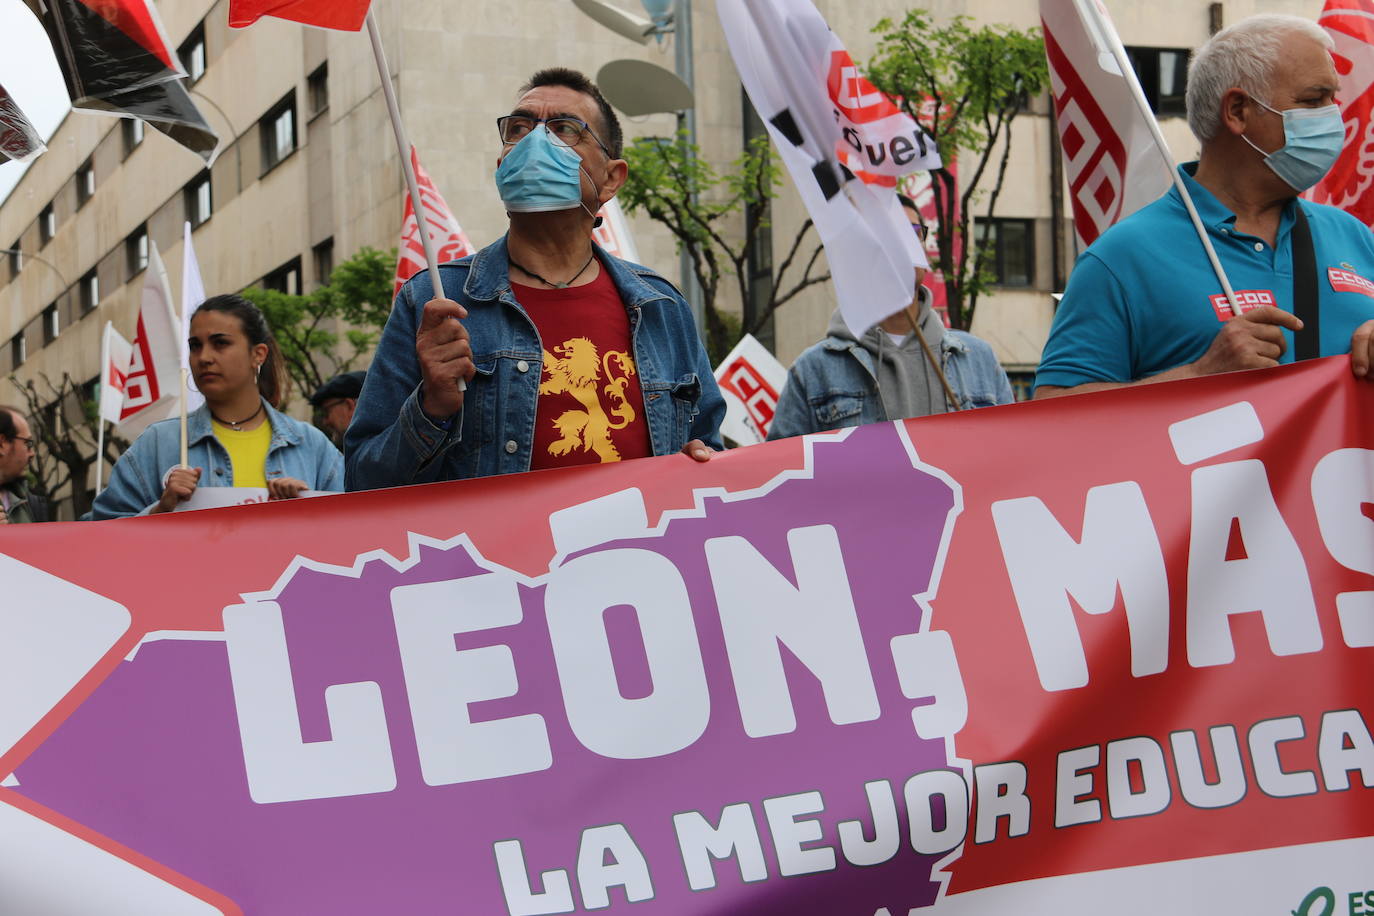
[825,285,949,420]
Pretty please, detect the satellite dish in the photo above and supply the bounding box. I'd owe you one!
[572,0,654,44]
[597,60,695,116]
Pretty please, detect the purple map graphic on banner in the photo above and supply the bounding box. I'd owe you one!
[14,422,967,915]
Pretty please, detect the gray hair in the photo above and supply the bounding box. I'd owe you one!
[1186,14,1332,143]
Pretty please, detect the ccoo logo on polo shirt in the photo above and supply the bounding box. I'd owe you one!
[1327,265,1374,298]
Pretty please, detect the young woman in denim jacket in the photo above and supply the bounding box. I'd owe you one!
[92,295,342,519]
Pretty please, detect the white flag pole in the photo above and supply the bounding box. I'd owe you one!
[364,9,462,391]
[1077,0,1241,316]
[96,322,109,494]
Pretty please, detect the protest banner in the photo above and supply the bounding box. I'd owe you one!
[713,333,786,445]
[0,357,1371,914]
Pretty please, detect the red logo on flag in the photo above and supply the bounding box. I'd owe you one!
[1208,288,1277,320]
[119,312,159,418]
[826,50,903,125]
[1044,26,1130,246]
[719,355,781,434]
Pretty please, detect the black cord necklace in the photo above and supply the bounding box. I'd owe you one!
[509,248,596,289]
[210,401,264,431]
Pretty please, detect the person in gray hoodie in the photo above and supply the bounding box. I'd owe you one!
[767,195,1013,441]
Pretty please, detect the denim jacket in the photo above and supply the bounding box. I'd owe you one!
[768,326,1014,440]
[345,236,725,490]
[91,402,343,519]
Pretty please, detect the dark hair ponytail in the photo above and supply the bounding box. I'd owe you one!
[195,294,287,408]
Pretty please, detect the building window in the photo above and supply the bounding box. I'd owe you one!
[263,257,302,296]
[127,226,149,276]
[308,64,329,117]
[186,174,213,226]
[1124,47,1189,117]
[260,94,297,173]
[6,244,20,278]
[313,237,334,286]
[81,271,100,312]
[977,218,1035,288]
[77,160,96,206]
[43,304,59,345]
[123,118,145,156]
[179,23,206,83]
[39,203,56,245]
[11,334,25,368]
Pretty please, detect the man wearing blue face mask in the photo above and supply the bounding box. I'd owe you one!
[346,68,724,489]
[1035,14,1374,399]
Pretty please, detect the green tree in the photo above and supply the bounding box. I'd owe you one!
[241,246,395,411]
[9,372,128,520]
[618,133,830,363]
[866,11,1049,331]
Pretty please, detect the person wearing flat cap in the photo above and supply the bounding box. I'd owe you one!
[311,370,367,445]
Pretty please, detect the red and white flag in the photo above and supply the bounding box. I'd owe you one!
[392,145,475,299]
[592,197,640,262]
[713,334,787,446]
[1041,0,1171,249]
[228,0,371,31]
[118,242,181,437]
[1306,0,1374,226]
[98,323,132,425]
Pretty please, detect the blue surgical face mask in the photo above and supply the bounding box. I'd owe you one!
[495,126,591,213]
[1241,97,1344,191]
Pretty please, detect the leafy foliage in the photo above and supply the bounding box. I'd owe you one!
[241,247,395,408]
[618,133,829,363]
[867,11,1048,329]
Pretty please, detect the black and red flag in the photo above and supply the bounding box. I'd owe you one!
[228,0,371,32]
[22,0,217,163]
[0,83,46,164]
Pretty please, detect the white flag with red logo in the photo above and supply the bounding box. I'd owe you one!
[1306,0,1374,226]
[393,146,475,299]
[117,242,181,437]
[713,334,787,446]
[718,0,932,338]
[593,197,640,263]
[98,323,132,425]
[1041,0,1171,249]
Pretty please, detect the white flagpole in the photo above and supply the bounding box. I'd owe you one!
[96,322,108,494]
[1077,0,1241,316]
[364,8,462,391]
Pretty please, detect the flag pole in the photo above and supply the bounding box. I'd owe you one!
[96,322,108,494]
[365,9,461,391]
[1079,0,1241,316]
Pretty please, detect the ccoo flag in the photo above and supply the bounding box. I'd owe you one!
[1306,0,1374,226]
[713,334,787,445]
[392,146,475,299]
[228,0,372,32]
[22,0,218,163]
[1041,0,1172,248]
[718,0,934,338]
[118,242,181,437]
[98,323,133,425]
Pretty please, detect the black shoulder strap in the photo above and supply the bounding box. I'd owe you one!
[1291,204,1320,361]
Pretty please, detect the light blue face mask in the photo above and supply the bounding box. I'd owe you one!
[1242,97,1344,191]
[495,125,591,213]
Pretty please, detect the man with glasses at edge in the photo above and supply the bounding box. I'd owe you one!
[346,68,723,489]
[768,194,1013,441]
[0,405,46,524]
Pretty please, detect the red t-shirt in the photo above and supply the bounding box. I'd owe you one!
[515,265,653,470]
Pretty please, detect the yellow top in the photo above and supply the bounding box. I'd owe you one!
[212,418,271,488]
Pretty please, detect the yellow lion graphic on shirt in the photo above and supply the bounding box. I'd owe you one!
[539,337,637,462]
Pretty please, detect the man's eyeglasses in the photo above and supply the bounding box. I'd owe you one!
[497,115,611,155]
[5,435,34,451]
[911,222,929,242]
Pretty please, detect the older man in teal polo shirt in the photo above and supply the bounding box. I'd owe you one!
[1035,14,1374,398]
